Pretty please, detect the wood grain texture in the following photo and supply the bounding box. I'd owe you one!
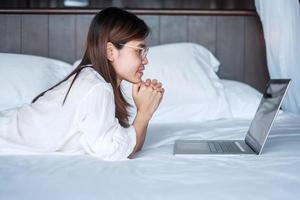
[188,16,216,54]
[49,15,76,63]
[21,15,48,57]
[244,15,269,91]
[0,14,21,53]
[216,16,244,82]
[160,15,188,44]
[0,13,268,92]
[138,15,160,46]
[0,9,257,16]
[76,14,94,60]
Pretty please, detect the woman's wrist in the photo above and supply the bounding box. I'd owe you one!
[136,109,152,122]
[130,109,150,157]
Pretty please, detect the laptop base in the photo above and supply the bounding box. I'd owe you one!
[173,140,256,156]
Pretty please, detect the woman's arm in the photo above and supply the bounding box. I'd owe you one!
[128,80,164,158]
[128,111,151,158]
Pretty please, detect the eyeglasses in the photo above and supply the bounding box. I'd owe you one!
[118,43,149,59]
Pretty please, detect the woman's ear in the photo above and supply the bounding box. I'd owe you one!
[106,42,115,62]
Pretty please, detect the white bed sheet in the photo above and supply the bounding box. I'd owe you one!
[0,112,300,200]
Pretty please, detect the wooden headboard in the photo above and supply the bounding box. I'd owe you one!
[0,9,269,92]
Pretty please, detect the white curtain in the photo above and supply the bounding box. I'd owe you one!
[255,0,300,115]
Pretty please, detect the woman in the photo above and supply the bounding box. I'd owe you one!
[0,7,164,161]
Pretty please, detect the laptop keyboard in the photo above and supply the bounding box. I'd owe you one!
[208,142,240,153]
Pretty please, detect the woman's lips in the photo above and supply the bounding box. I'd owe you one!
[138,67,144,75]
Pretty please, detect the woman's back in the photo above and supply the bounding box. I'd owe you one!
[0,67,115,154]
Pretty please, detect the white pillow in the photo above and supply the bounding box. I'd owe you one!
[73,59,81,69]
[0,53,73,111]
[221,79,262,119]
[121,43,232,123]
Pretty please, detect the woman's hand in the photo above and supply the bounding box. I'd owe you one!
[132,79,164,120]
[144,78,164,93]
[129,79,164,158]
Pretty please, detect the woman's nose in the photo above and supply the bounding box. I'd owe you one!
[142,57,148,65]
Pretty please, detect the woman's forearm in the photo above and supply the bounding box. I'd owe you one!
[129,111,151,158]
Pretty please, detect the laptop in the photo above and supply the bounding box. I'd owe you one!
[173,79,291,156]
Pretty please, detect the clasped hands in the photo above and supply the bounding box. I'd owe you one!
[141,78,164,93]
[132,78,164,119]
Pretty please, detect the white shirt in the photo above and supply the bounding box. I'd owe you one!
[0,67,136,161]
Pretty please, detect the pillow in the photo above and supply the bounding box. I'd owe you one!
[73,59,81,69]
[120,43,232,123]
[0,53,74,111]
[221,79,262,119]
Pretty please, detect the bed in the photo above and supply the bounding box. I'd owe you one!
[1,113,300,200]
[1,8,299,200]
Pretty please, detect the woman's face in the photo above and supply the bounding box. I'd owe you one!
[108,40,148,85]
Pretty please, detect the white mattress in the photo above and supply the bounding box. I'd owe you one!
[0,112,300,200]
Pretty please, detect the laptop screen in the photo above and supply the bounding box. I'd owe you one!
[245,79,291,154]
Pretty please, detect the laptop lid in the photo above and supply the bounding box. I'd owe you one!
[245,79,291,154]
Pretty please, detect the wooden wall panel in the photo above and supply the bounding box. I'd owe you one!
[0,13,268,92]
[0,14,21,53]
[188,16,216,54]
[160,16,188,44]
[21,15,48,57]
[245,15,269,91]
[138,15,160,46]
[216,16,244,82]
[49,15,76,63]
[76,14,94,60]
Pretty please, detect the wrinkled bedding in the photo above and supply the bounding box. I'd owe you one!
[0,112,299,200]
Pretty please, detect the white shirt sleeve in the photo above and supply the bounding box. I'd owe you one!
[78,84,136,161]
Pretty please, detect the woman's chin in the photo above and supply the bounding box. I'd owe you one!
[134,74,143,82]
[124,77,142,84]
[133,78,142,84]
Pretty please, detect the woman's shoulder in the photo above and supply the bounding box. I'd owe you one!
[74,66,109,87]
[69,66,114,100]
[78,66,109,85]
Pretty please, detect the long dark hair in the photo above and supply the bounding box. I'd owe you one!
[32,7,150,128]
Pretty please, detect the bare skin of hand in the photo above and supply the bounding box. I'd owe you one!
[132,79,164,118]
[144,78,164,93]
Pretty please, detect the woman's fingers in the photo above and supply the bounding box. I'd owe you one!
[154,83,163,93]
[140,82,148,91]
[150,79,163,91]
[159,87,164,93]
[133,79,165,117]
[142,78,164,93]
[155,82,162,89]
[151,80,159,88]
[145,79,151,86]
[151,79,158,85]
